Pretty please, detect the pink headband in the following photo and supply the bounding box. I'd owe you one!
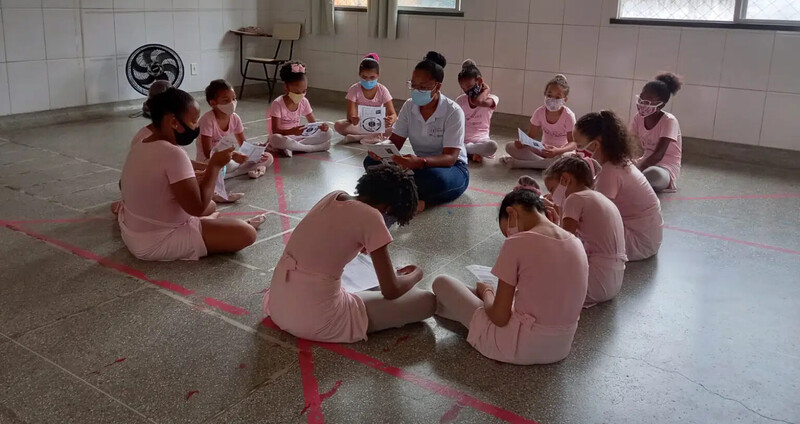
[291,63,306,74]
[514,185,541,195]
[581,155,596,177]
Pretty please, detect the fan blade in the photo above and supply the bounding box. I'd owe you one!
[131,60,151,74]
[154,52,176,65]
[137,74,157,85]
[161,64,180,75]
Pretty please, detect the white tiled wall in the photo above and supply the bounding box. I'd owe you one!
[261,0,800,151]
[0,0,263,115]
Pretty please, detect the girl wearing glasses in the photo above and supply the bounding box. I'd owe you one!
[630,73,683,192]
[364,51,468,214]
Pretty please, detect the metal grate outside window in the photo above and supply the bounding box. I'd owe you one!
[745,0,800,21]
[618,0,736,21]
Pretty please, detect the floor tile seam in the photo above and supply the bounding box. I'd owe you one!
[6,285,151,340]
[591,348,795,424]
[201,361,299,424]
[0,331,158,424]
[3,139,122,172]
[1,185,86,213]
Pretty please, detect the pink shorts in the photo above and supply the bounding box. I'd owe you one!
[120,215,208,261]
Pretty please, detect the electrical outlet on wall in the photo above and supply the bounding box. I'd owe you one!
[190,63,198,75]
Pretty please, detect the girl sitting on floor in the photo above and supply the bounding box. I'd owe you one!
[432,178,588,365]
[266,61,332,157]
[334,53,397,144]
[543,157,627,307]
[264,164,436,343]
[455,59,499,163]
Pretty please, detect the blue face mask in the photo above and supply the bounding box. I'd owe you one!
[411,89,433,106]
[360,79,378,90]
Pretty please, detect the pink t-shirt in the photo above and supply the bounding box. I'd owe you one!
[530,105,576,148]
[562,190,627,261]
[270,95,313,131]
[595,161,663,260]
[345,83,393,107]
[466,228,588,364]
[265,191,393,343]
[130,126,152,148]
[120,140,196,233]
[456,94,498,143]
[196,111,244,162]
[630,112,682,185]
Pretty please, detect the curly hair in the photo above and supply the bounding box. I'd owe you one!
[643,72,682,103]
[499,177,546,221]
[145,87,197,126]
[575,110,633,166]
[356,164,419,226]
[544,155,595,188]
[279,61,307,83]
[545,74,570,96]
[415,51,447,83]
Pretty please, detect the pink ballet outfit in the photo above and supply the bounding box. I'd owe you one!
[595,162,663,261]
[630,112,683,190]
[266,95,331,152]
[339,83,394,139]
[455,94,499,158]
[264,191,393,343]
[504,106,576,168]
[562,190,627,307]
[118,140,207,261]
[196,110,244,162]
[466,229,588,365]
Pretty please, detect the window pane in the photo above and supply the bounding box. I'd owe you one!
[334,0,367,6]
[618,0,735,21]
[746,0,800,20]
[398,0,458,8]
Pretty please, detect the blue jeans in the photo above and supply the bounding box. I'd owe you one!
[364,157,470,206]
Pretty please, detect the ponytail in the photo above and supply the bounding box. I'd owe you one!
[575,110,632,166]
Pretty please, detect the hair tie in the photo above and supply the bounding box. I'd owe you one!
[291,63,306,74]
[364,53,380,62]
[514,185,541,195]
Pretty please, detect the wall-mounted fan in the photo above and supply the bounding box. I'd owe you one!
[125,44,185,117]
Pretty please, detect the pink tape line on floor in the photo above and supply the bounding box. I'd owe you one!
[663,225,800,256]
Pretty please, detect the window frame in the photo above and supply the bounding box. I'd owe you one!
[333,0,463,17]
[612,0,800,31]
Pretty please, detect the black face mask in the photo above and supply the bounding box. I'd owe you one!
[466,83,482,99]
[175,119,200,146]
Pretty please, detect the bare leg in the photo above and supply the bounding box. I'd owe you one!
[431,275,482,328]
[356,288,436,333]
[200,218,257,254]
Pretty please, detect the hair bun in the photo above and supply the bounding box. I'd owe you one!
[461,59,477,69]
[516,176,540,190]
[364,52,380,62]
[655,72,682,95]
[424,51,447,69]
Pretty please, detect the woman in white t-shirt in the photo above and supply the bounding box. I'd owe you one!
[334,53,397,144]
[364,51,469,213]
[118,88,266,261]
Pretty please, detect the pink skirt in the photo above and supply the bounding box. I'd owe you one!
[119,211,207,261]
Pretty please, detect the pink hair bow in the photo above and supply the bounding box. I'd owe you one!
[291,63,306,73]
[514,185,541,195]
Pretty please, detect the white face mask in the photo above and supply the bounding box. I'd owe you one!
[217,100,237,115]
[577,140,599,158]
[506,209,519,236]
[636,95,662,117]
[544,96,565,112]
[552,183,568,208]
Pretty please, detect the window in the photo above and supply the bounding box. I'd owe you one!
[334,0,460,12]
[617,0,800,24]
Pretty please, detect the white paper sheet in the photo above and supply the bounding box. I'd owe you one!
[357,105,386,134]
[238,141,266,162]
[213,133,238,153]
[214,167,228,199]
[367,143,401,159]
[341,253,380,293]
[466,264,498,289]
[518,128,545,150]
[301,122,323,137]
